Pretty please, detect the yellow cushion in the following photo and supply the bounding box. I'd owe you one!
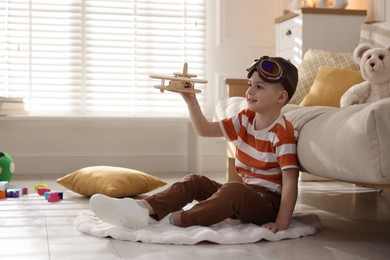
[300,66,364,107]
[289,49,360,105]
[57,166,167,197]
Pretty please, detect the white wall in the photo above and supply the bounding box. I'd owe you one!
[1,0,387,178]
[205,0,287,111]
[1,117,192,175]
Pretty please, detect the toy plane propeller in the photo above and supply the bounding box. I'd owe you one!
[149,63,207,93]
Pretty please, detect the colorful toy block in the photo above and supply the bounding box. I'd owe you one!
[57,191,63,200]
[44,191,51,199]
[44,191,64,200]
[37,187,50,196]
[34,183,47,191]
[48,193,60,202]
[6,189,20,198]
[22,187,28,195]
[0,190,5,199]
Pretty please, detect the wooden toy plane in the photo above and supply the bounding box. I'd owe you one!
[149,63,207,93]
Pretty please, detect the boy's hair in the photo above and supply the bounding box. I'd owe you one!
[247,56,298,100]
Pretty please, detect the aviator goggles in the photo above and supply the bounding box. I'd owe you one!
[246,56,294,99]
[246,56,283,83]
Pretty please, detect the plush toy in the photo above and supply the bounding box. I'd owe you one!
[340,43,390,107]
[0,152,15,182]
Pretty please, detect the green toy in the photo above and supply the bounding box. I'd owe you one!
[0,152,15,182]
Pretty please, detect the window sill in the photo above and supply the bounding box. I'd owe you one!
[0,113,191,123]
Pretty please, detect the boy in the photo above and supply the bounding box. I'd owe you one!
[90,56,299,233]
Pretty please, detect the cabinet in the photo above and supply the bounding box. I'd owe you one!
[275,8,367,66]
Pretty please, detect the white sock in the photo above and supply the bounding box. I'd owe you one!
[89,194,149,228]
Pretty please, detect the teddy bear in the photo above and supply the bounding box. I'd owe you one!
[340,43,390,107]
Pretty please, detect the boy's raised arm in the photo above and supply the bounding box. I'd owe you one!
[181,85,223,138]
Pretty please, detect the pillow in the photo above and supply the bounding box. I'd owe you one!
[360,22,390,48]
[289,49,360,105]
[300,66,364,107]
[57,166,167,197]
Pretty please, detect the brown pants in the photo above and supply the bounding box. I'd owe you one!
[145,174,281,227]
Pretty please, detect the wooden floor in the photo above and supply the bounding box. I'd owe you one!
[1,172,389,260]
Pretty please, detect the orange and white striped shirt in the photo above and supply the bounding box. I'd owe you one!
[219,109,298,193]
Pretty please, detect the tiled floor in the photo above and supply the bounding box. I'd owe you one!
[1,173,390,260]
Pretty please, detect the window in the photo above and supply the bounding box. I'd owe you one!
[0,0,206,117]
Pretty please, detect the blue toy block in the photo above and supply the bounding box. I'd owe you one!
[44,191,51,200]
[6,189,20,198]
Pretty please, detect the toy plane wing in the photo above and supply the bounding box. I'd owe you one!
[149,63,207,93]
[149,74,208,84]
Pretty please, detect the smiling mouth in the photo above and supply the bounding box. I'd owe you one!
[247,98,257,103]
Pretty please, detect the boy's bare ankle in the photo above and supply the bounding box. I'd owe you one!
[170,211,183,226]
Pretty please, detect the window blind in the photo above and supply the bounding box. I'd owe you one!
[0,0,206,117]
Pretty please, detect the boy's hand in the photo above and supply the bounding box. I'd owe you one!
[262,222,288,233]
[180,81,223,137]
[180,82,197,104]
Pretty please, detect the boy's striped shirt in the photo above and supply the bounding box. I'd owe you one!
[219,109,298,193]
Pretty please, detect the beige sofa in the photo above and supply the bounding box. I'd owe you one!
[215,22,390,191]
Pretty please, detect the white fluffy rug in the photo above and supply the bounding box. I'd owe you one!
[75,212,321,245]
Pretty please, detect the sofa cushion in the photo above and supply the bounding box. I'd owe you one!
[289,49,360,105]
[300,66,364,107]
[360,22,390,48]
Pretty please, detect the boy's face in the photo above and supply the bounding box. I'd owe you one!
[246,72,287,113]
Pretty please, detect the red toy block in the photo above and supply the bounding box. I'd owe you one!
[0,190,5,199]
[37,187,50,196]
[48,193,60,202]
[45,191,64,200]
[22,187,28,195]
